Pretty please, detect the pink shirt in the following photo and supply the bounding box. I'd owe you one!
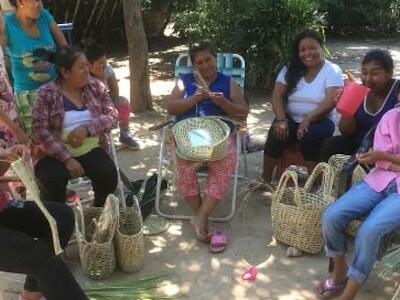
[363,107,400,193]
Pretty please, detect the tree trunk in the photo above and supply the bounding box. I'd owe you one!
[122,0,153,112]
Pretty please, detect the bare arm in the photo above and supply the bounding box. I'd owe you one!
[211,80,248,119]
[107,71,119,99]
[166,79,205,116]
[49,21,67,47]
[0,13,7,48]
[304,86,340,123]
[271,82,287,120]
[338,116,357,137]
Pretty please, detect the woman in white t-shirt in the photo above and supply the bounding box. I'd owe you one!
[261,29,343,183]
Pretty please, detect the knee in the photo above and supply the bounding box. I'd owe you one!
[356,222,384,245]
[45,203,75,244]
[56,205,75,243]
[322,206,342,230]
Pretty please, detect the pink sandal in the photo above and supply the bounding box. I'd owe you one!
[209,230,227,253]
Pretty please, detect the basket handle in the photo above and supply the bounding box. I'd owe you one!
[273,170,301,206]
[130,193,143,227]
[303,162,335,196]
[74,198,86,239]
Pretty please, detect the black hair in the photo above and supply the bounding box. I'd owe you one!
[188,42,216,64]
[8,0,17,7]
[283,29,324,103]
[83,40,107,63]
[362,49,394,74]
[55,46,85,80]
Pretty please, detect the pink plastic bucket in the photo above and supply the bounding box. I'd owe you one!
[336,82,370,118]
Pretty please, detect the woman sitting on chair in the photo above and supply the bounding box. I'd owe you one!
[319,105,400,300]
[32,46,118,207]
[320,49,399,162]
[167,42,248,248]
[261,29,343,183]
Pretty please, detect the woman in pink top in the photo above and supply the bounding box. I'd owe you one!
[319,106,400,300]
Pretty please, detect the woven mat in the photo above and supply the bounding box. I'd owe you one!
[143,215,170,235]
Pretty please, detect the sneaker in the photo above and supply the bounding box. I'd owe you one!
[119,134,140,150]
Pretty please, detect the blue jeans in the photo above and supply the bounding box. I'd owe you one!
[322,179,400,284]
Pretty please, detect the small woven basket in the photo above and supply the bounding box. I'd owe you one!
[346,219,363,236]
[328,154,351,198]
[173,117,230,161]
[115,195,145,272]
[271,163,335,254]
[75,194,119,280]
[328,154,367,198]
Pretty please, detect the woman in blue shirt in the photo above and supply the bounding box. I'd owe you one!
[0,0,67,134]
[167,42,248,249]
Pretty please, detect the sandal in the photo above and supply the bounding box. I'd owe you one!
[209,230,228,253]
[241,266,257,281]
[248,177,275,192]
[316,278,347,299]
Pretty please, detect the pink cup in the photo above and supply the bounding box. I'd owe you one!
[336,81,370,118]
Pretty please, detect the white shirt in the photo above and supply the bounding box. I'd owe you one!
[276,59,343,123]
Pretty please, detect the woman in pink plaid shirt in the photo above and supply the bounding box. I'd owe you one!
[32,46,118,207]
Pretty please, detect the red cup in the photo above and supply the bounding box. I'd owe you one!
[336,81,370,118]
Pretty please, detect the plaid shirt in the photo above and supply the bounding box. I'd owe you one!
[32,78,118,162]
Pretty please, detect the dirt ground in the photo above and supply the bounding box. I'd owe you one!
[2,37,400,300]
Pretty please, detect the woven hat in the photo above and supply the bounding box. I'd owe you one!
[173,117,230,161]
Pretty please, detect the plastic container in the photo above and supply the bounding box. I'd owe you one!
[336,82,370,118]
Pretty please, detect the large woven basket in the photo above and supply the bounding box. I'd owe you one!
[115,195,145,272]
[173,117,230,161]
[75,194,119,279]
[271,163,335,254]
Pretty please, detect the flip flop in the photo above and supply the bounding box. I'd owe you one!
[241,266,257,281]
[209,230,227,253]
[316,278,347,299]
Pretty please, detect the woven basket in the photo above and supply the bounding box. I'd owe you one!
[173,117,230,161]
[115,195,145,272]
[346,219,363,236]
[271,163,335,254]
[75,194,119,279]
[328,154,351,198]
[328,154,367,198]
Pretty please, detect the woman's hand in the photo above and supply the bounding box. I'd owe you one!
[297,118,310,139]
[193,88,210,102]
[210,92,225,106]
[274,119,289,141]
[0,144,28,161]
[356,148,387,165]
[64,157,85,177]
[67,126,88,148]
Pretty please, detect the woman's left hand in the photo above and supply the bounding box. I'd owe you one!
[356,148,386,165]
[210,92,225,106]
[1,144,28,161]
[67,126,88,148]
[297,118,310,139]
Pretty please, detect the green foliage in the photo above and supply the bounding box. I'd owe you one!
[175,0,326,90]
[320,0,400,35]
[174,0,235,44]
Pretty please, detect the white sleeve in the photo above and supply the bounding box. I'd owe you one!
[325,63,344,88]
[276,66,288,84]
